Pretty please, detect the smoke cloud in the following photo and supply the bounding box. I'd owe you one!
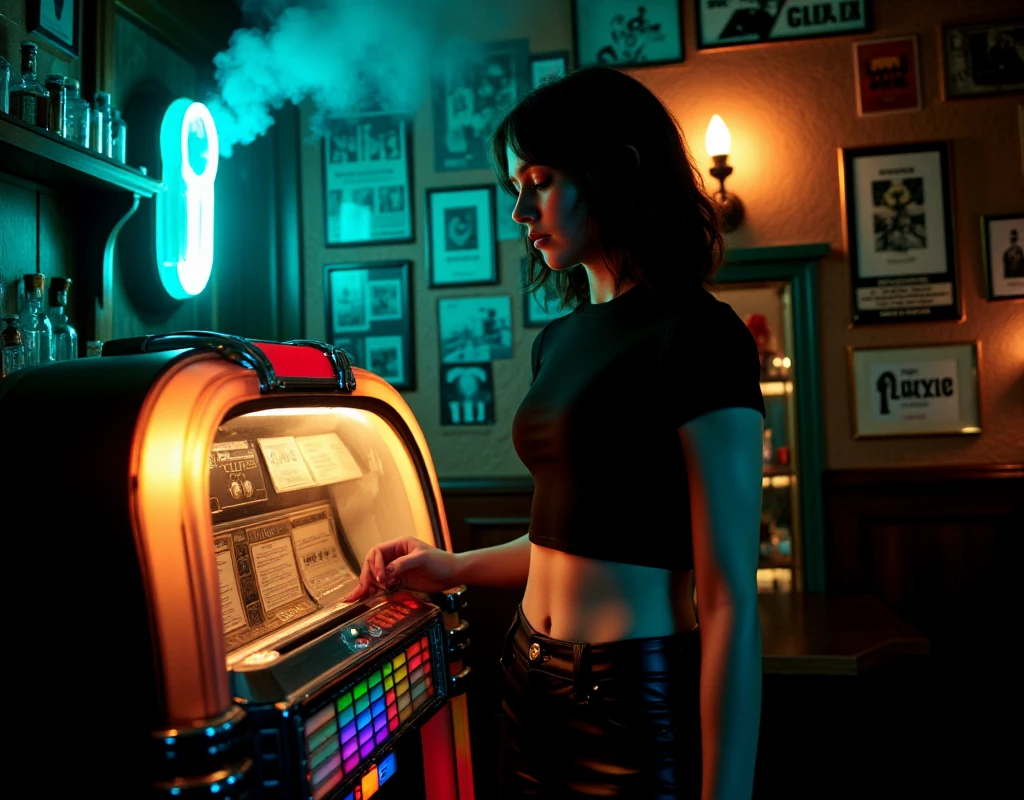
[207,0,461,157]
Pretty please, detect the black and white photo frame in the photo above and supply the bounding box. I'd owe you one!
[573,0,684,69]
[324,261,416,391]
[431,38,530,172]
[322,113,414,246]
[839,141,960,325]
[530,50,570,88]
[427,185,498,288]
[28,0,79,58]
[440,362,495,426]
[438,295,513,364]
[940,19,1024,100]
[981,213,1024,301]
[695,0,870,51]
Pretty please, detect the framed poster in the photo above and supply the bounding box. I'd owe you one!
[530,51,570,88]
[322,113,413,246]
[432,38,530,172]
[940,19,1024,100]
[523,277,573,328]
[28,0,79,58]
[839,141,960,325]
[441,363,495,426]
[324,261,415,391]
[438,295,513,364]
[495,186,522,242]
[848,343,981,438]
[427,185,498,288]
[853,36,922,117]
[696,0,870,51]
[573,0,684,68]
[981,213,1024,300]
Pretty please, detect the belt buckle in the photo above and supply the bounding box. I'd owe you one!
[528,642,541,661]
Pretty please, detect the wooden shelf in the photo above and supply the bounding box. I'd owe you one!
[0,111,164,196]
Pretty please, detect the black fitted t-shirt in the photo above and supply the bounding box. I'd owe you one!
[512,283,766,570]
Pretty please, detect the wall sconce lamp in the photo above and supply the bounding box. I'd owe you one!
[705,114,744,233]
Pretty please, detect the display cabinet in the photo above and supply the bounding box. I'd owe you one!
[713,244,829,593]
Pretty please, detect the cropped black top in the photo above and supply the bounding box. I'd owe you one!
[512,283,765,570]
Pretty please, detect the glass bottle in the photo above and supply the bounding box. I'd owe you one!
[8,42,50,128]
[111,107,127,163]
[92,91,113,157]
[64,79,91,148]
[1,55,10,114]
[19,273,53,368]
[47,276,78,361]
[1,316,27,378]
[44,74,66,136]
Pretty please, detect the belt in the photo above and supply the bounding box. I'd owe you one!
[503,605,699,704]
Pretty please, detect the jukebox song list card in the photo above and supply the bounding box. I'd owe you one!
[257,436,317,493]
[295,432,363,485]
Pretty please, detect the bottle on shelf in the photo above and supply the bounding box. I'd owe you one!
[111,107,127,163]
[1,55,10,114]
[1,316,27,378]
[47,277,78,361]
[44,74,67,136]
[92,91,113,157]
[8,42,50,128]
[64,79,91,148]
[19,273,53,368]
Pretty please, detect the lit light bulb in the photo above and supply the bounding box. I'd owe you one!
[782,357,792,369]
[705,114,731,158]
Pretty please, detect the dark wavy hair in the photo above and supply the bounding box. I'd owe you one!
[490,67,723,310]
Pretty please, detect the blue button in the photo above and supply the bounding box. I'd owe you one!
[378,751,397,784]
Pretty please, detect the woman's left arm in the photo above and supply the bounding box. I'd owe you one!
[679,406,765,800]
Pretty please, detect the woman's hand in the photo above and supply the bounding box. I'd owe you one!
[343,536,458,603]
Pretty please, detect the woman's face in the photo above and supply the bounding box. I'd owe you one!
[506,147,593,271]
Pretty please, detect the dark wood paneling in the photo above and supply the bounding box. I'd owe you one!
[440,478,532,800]
[823,464,1024,792]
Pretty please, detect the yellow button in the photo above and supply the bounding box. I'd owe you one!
[528,642,540,661]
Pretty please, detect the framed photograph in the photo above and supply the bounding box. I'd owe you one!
[940,19,1024,100]
[28,0,79,58]
[530,51,570,88]
[839,141,960,325]
[441,363,495,426]
[324,261,415,391]
[853,36,922,117]
[322,113,413,246]
[981,213,1024,300]
[848,343,981,439]
[696,0,870,51]
[495,186,522,242]
[573,0,684,68]
[523,275,573,328]
[438,295,513,364]
[427,185,498,288]
[432,38,530,172]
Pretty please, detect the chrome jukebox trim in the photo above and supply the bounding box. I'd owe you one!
[282,338,357,391]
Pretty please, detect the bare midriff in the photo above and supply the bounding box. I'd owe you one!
[520,542,697,643]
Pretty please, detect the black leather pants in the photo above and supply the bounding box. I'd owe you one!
[499,605,702,799]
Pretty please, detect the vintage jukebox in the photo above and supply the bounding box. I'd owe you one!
[0,333,474,800]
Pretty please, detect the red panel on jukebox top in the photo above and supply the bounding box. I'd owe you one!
[253,341,336,380]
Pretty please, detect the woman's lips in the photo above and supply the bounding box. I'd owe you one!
[532,235,552,248]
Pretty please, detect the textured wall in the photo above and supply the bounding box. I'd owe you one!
[298,0,1024,478]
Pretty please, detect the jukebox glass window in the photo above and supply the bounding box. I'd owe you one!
[211,404,437,657]
[711,281,799,594]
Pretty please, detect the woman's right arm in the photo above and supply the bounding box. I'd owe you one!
[344,533,531,602]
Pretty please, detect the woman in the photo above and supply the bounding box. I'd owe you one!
[344,67,765,799]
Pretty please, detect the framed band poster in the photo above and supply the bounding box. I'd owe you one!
[839,141,961,325]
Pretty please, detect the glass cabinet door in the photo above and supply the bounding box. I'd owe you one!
[712,281,800,593]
